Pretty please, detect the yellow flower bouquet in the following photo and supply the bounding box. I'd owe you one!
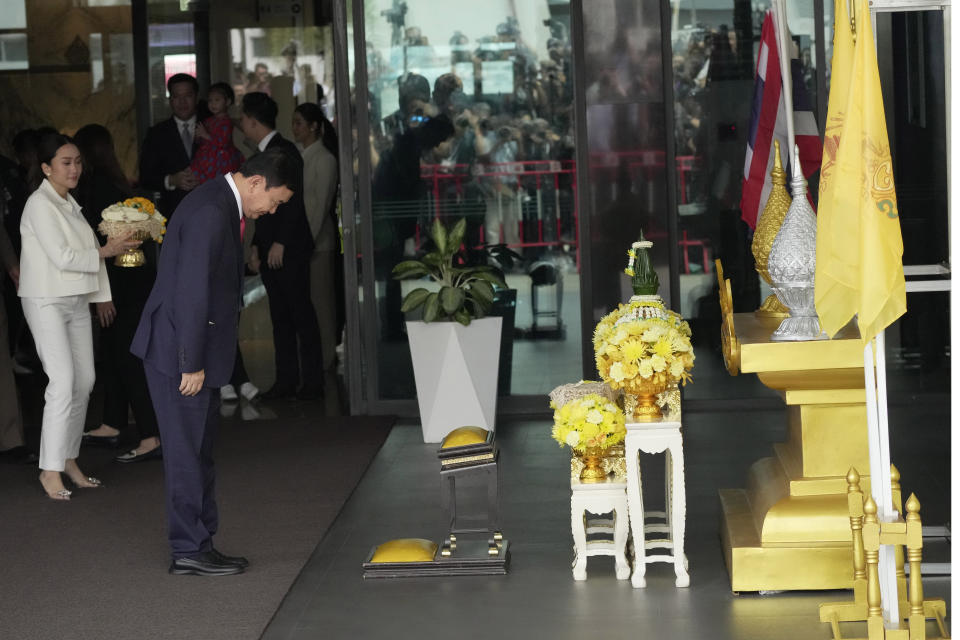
[97,197,167,267]
[550,393,626,453]
[594,304,694,419]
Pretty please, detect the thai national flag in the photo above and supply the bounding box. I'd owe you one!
[740,10,822,229]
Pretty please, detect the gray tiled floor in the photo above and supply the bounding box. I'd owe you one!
[262,407,951,640]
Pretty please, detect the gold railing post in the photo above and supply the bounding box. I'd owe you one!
[891,464,908,607]
[905,494,926,639]
[863,497,885,639]
[848,468,868,600]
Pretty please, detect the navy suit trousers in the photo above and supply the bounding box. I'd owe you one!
[144,362,220,559]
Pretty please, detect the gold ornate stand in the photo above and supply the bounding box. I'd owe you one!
[718,263,872,591]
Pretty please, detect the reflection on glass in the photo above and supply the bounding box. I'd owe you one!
[582,0,669,322]
[668,0,819,401]
[364,0,580,399]
[226,26,334,142]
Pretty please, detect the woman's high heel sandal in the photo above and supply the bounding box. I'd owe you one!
[70,476,103,489]
[39,474,72,501]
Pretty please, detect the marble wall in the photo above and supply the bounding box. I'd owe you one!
[0,0,138,176]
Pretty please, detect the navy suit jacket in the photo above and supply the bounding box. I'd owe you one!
[131,176,244,388]
[139,117,201,219]
[251,133,314,261]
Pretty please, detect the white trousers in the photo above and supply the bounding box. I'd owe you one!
[21,295,95,471]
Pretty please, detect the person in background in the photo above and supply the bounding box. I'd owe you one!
[239,92,322,400]
[0,220,34,464]
[2,133,33,376]
[139,73,202,219]
[191,82,246,184]
[19,132,140,500]
[187,83,259,404]
[72,124,162,464]
[291,103,339,373]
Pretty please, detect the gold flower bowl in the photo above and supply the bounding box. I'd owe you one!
[114,229,151,268]
[623,376,671,422]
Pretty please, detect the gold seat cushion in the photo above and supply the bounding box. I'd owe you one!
[369,538,439,563]
[440,426,490,449]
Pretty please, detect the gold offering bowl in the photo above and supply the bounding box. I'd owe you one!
[114,229,151,268]
[623,377,671,422]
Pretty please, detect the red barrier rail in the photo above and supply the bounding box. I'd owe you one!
[410,153,707,269]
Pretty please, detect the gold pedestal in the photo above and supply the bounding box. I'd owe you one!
[720,311,870,592]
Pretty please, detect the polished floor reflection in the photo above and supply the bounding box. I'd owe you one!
[263,405,951,639]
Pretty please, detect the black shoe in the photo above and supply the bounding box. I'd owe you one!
[169,552,244,576]
[0,446,39,465]
[81,432,119,447]
[210,548,249,568]
[115,446,162,464]
[296,384,324,401]
[261,384,297,401]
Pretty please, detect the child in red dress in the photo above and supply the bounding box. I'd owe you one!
[191,82,246,183]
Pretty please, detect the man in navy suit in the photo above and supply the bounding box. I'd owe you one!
[238,92,322,400]
[139,73,203,219]
[131,150,296,576]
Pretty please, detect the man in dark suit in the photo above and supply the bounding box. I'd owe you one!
[238,92,322,400]
[139,73,202,219]
[131,150,297,576]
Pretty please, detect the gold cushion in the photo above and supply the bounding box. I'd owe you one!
[369,538,438,563]
[440,426,490,449]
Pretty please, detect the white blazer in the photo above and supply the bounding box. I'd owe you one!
[18,178,111,302]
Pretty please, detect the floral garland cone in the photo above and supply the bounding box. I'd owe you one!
[596,233,695,421]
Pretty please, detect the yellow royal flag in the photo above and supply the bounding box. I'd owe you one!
[815,0,906,343]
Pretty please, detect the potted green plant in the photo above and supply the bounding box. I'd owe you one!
[392,218,513,442]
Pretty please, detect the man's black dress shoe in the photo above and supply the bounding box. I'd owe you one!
[81,432,119,447]
[261,384,297,401]
[169,552,244,576]
[211,548,249,568]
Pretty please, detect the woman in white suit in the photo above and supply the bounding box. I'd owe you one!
[19,132,139,500]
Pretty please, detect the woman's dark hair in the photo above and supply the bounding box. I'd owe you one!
[37,131,76,167]
[237,148,298,192]
[208,81,235,105]
[294,102,339,160]
[74,123,130,196]
[241,92,278,130]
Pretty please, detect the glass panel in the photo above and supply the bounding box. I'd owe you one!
[0,1,136,173]
[884,12,949,398]
[146,18,195,124]
[582,0,670,324]
[0,0,26,29]
[669,0,819,400]
[362,0,580,400]
[0,33,29,70]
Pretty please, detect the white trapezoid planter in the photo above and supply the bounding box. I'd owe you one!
[406,317,503,443]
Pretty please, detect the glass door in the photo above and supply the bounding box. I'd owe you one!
[349,0,583,413]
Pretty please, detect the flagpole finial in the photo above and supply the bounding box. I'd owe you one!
[772,139,784,173]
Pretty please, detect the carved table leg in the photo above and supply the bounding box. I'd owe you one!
[571,497,587,581]
[626,440,647,588]
[669,441,690,587]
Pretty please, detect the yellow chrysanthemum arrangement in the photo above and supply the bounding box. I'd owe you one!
[98,196,167,258]
[593,305,695,395]
[123,197,167,243]
[550,393,626,452]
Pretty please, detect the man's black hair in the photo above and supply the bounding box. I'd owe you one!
[167,73,199,96]
[241,92,278,130]
[236,149,298,192]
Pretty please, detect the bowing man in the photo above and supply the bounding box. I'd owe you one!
[131,149,296,576]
